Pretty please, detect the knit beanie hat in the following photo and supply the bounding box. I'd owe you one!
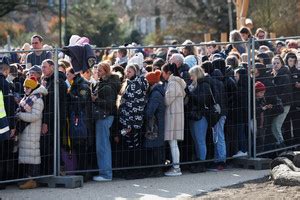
[24,76,38,90]
[127,52,144,71]
[255,81,266,93]
[184,55,198,68]
[146,70,161,85]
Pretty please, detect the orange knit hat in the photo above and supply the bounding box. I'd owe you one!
[146,70,161,85]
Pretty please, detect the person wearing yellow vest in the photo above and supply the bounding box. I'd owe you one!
[0,56,17,189]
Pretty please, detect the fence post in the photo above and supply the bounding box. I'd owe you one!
[221,33,228,43]
[251,38,257,158]
[204,33,211,42]
[54,47,59,176]
[247,39,252,157]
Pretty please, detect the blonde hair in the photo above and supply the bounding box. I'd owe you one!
[189,65,205,86]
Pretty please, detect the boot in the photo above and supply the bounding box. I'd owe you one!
[19,179,37,189]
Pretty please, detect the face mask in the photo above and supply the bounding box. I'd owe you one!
[6,74,15,82]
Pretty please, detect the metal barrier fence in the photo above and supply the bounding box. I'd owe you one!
[0,48,57,184]
[0,37,299,185]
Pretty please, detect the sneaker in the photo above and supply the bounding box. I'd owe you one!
[93,176,112,182]
[164,167,182,176]
[232,151,248,158]
[19,180,37,189]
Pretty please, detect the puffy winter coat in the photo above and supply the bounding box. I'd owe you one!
[18,85,48,164]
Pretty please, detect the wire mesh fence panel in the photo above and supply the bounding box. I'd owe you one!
[1,36,300,183]
[0,48,56,185]
[250,37,300,157]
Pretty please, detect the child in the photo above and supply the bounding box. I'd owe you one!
[255,81,272,152]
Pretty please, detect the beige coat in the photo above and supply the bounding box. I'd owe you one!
[164,75,186,141]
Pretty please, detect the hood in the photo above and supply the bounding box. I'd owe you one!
[211,69,224,81]
[200,74,212,84]
[212,58,226,76]
[178,63,190,74]
[31,85,48,96]
[184,55,197,68]
[107,74,121,93]
[152,83,165,96]
[277,66,290,76]
[169,75,186,91]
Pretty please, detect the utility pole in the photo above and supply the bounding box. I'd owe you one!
[64,0,67,46]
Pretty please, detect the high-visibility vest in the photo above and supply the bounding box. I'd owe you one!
[0,90,10,134]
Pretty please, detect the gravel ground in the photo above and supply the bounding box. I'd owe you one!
[0,168,269,200]
[193,176,300,200]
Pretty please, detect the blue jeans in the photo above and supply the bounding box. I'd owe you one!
[271,105,290,144]
[95,116,114,179]
[189,117,208,161]
[212,116,227,162]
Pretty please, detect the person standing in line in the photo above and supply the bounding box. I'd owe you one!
[161,63,186,176]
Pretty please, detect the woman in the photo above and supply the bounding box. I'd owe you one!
[229,30,246,55]
[271,55,293,147]
[232,68,249,157]
[119,64,148,172]
[16,76,48,189]
[144,70,165,176]
[92,62,120,182]
[188,66,211,169]
[162,63,186,176]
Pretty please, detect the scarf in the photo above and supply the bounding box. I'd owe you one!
[19,93,42,112]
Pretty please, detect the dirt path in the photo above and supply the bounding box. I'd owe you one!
[193,177,300,200]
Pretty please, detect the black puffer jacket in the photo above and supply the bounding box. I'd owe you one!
[187,78,211,120]
[94,74,121,117]
[289,66,300,107]
[273,66,293,106]
[211,69,228,116]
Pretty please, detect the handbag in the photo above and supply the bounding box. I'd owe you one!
[61,148,77,175]
[205,86,221,127]
[145,117,158,140]
[69,111,88,139]
[15,119,30,134]
[188,105,202,121]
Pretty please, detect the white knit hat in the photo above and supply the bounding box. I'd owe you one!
[127,52,144,71]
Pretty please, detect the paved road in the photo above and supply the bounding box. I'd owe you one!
[0,169,269,200]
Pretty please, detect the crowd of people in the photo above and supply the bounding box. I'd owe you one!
[0,26,299,189]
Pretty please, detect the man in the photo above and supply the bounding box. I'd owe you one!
[206,41,226,61]
[40,59,67,175]
[26,35,52,69]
